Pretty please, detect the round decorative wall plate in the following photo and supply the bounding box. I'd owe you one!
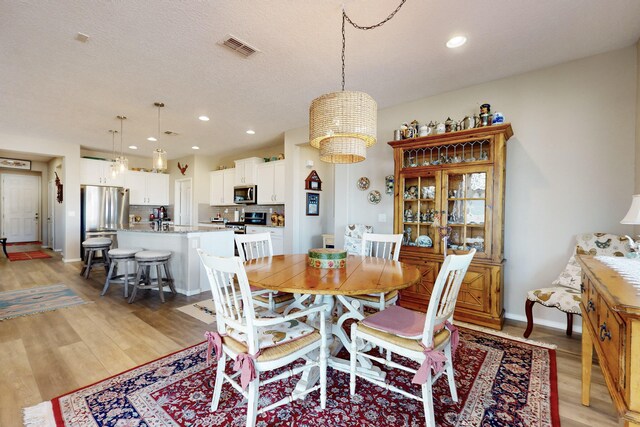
[356,177,370,191]
[368,190,382,204]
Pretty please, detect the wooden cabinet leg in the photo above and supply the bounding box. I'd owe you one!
[581,315,593,406]
[524,299,535,338]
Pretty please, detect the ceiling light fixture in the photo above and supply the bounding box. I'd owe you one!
[129,145,138,150]
[147,136,157,142]
[152,102,167,171]
[309,1,407,163]
[116,115,129,173]
[109,129,119,178]
[192,146,200,150]
[446,35,467,48]
[246,130,255,135]
[198,116,210,121]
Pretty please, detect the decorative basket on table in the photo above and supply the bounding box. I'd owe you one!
[308,248,347,269]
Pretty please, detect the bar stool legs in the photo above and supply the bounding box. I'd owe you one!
[128,250,175,304]
[102,248,142,298]
[81,237,112,279]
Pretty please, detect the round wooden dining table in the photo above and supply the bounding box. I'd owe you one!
[243,253,421,390]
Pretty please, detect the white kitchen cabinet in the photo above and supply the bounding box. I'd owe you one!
[80,158,124,187]
[210,169,236,206]
[124,170,169,205]
[256,160,286,204]
[246,226,284,255]
[234,157,264,186]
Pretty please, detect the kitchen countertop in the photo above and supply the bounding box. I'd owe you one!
[120,224,233,234]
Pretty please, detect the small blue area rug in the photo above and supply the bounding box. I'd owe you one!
[0,284,88,320]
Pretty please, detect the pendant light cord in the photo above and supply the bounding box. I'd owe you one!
[110,130,117,158]
[341,0,408,91]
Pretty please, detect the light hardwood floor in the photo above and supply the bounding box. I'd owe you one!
[0,250,624,426]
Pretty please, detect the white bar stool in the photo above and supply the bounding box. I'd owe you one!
[128,250,176,303]
[81,237,112,279]
[101,247,143,298]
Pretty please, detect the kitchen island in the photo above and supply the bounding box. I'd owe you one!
[117,225,234,295]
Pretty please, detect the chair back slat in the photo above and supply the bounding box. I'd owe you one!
[235,232,274,261]
[361,232,402,261]
[198,249,259,352]
[421,249,476,347]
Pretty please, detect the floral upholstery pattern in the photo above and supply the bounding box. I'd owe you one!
[551,233,631,291]
[527,286,581,314]
[344,224,373,255]
[227,318,315,350]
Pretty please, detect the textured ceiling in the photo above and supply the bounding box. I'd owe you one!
[1,0,639,161]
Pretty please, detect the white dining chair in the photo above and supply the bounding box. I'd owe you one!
[349,249,476,427]
[198,250,328,427]
[348,232,403,311]
[235,232,294,311]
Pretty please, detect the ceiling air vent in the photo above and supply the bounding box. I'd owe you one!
[220,35,259,58]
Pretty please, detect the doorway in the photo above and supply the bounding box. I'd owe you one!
[174,178,192,225]
[1,174,40,242]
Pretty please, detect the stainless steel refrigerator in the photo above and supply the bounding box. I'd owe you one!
[81,185,129,252]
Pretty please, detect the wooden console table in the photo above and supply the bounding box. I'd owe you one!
[579,255,640,426]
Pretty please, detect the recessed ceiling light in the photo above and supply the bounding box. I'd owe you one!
[147,136,157,142]
[75,32,90,43]
[446,36,467,48]
[128,145,138,150]
[246,130,255,135]
[192,146,200,150]
[198,116,210,122]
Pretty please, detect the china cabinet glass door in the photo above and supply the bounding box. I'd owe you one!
[442,166,492,258]
[401,171,440,252]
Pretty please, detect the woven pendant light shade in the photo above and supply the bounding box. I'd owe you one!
[309,90,377,163]
[319,138,366,163]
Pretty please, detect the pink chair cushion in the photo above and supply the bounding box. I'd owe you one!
[362,305,427,338]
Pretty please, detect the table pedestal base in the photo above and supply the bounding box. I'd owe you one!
[292,294,387,394]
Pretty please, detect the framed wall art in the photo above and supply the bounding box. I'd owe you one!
[306,192,320,216]
[0,157,31,170]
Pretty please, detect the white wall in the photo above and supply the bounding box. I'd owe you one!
[284,46,638,332]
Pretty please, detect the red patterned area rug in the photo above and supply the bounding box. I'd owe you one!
[24,327,559,426]
[7,250,51,261]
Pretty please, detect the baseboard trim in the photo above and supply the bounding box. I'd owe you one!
[62,257,82,263]
[175,288,207,297]
[505,311,582,334]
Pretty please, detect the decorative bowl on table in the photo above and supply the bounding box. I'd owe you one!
[308,248,347,269]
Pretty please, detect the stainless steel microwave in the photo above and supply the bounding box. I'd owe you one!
[233,185,257,204]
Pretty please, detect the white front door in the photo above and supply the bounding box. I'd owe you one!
[1,174,40,242]
[175,178,192,225]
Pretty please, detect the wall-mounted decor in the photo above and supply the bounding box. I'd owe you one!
[356,177,370,191]
[54,172,63,203]
[177,162,188,175]
[306,193,320,216]
[368,190,381,205]
[385,175,394,195]
[0,157,31,170]
[305,170,322,191]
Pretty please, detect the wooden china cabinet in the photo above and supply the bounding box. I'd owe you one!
[389,124,513,329]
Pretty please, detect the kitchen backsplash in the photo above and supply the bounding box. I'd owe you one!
[198,203,285,225]
[130,205,174,222]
